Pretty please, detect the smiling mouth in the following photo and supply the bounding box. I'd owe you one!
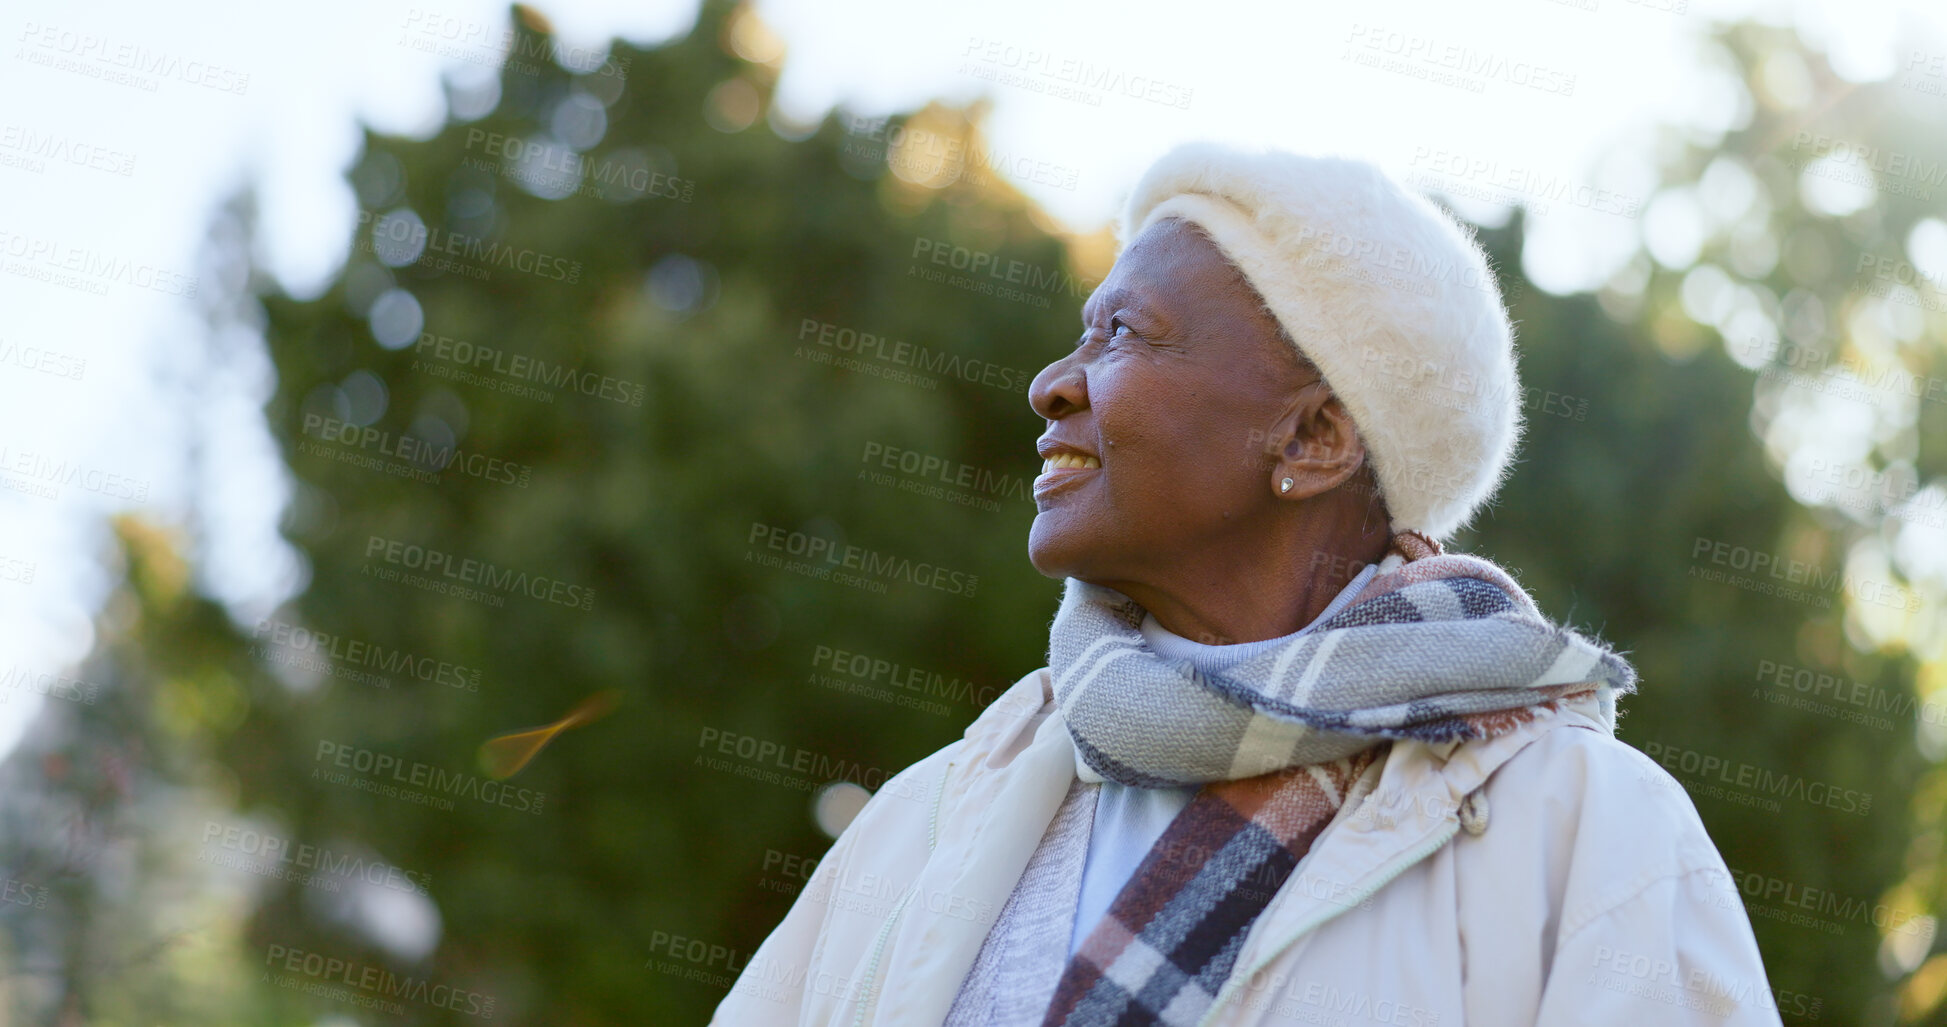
[1034,454,1100,497]
[1040,453,1101,474]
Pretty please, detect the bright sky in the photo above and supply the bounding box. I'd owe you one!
[0,0,1937,759]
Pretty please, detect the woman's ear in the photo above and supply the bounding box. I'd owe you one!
[1272,384,1368,501]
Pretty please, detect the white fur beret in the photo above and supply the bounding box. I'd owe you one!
[1117,141,1524,543]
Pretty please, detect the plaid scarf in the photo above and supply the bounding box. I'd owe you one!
[1034,540,1637,1026]
[1049,543,1636,789]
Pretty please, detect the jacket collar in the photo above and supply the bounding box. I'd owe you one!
[969,669,1602,811]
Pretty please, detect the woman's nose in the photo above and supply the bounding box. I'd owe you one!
[1030,352,1087,420]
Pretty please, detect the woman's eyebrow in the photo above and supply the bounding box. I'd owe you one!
[1082,287,1141,325]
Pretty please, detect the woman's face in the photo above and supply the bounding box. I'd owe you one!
[1027,217,1317,584]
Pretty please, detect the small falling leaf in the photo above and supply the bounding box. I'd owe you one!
[479,688,621,779]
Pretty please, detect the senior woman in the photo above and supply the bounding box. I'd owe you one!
[714,142,1780,1027]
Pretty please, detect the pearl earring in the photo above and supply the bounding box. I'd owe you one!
[1280,477,1294,493]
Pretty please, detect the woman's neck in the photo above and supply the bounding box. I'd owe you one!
[1103,500,1392,645]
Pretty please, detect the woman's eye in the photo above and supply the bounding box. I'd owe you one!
[1111,318,1132,337]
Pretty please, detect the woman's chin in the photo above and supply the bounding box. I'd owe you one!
[1026,518,1091,580]
[1025,544,1063,580]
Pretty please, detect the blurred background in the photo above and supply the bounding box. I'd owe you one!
[1,0,1945,1021]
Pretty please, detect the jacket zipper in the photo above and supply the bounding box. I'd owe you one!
[1195,820,1461,1027]
[848,888,916,1027]
[848,758,956,1026]
[929,761,953,852]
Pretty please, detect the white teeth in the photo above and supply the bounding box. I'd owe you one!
[1041,453,1101,473]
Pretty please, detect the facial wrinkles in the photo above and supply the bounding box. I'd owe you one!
[1171,261,1287,463]
[1114,263,1249,530]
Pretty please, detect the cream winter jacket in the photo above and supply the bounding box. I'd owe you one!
[711,667,1791,1027]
